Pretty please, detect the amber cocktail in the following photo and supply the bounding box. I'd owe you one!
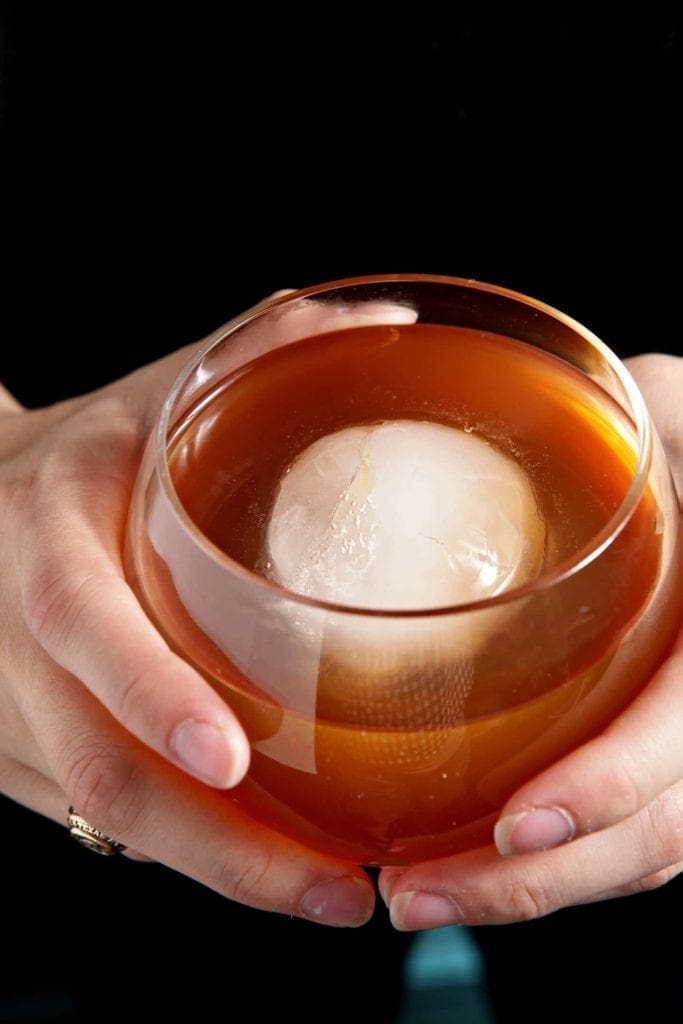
[126,276,682,865]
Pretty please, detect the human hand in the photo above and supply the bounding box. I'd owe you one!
[381,354,683,930]
[0,295,404,928]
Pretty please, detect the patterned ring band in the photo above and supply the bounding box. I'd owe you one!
[67,807,127,856]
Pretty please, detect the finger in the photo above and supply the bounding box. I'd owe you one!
[109,290,298,426]
[71,289,414,457]
[626,353,683,497]
[185,292,421,387]
[0,755,67,825]
[0,676,52,775]
[21,670,374,926]
[491,632,683,857]
[21,545,251,790]
[0,383,23,414]
[572,860,683,906]
[16,421,250,791]
[0,755,154,861]
[384,780,683,928]
[40,293,299,444]
[234,294,419,366]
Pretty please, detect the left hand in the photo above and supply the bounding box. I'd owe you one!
[380,353,683,930]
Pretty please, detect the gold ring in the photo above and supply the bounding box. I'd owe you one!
[67,807,126,856]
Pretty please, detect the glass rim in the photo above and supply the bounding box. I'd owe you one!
[154,273,653,619]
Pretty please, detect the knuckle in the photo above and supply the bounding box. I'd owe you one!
[23,567,104,652]
[67,397,144,473]
[212,850,274,908]
[61,735,143,837]
[628,354,683,450]
[599,748,649,821]
[115,664,158,728]
[641,787,683,867]
[499,872,555,922]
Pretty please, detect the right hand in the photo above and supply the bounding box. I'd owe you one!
[380,354,683,931]
[0,299,379,928]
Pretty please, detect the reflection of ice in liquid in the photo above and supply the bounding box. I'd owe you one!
[266,420,546,778]
[321,632,476,774]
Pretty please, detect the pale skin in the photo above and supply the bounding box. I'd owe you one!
[1,301,681,930]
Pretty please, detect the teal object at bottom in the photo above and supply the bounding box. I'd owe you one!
[398,927,495,1024]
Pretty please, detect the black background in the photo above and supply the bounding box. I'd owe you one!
[1,7,681,1022]
[2,8,680,406]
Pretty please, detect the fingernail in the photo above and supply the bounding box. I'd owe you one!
[300,876,374,928]
[495,806,575,857]
[335,301,419,328]
[171,719,248,788]
[378,869,405,907]
[390,891,465,931]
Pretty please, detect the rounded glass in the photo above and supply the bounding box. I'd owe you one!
[125,275,683,866]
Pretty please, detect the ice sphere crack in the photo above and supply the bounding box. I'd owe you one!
[266,420,545,611]
[419,533,461,576]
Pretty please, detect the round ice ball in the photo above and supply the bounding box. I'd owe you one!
[266,420,545,611]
